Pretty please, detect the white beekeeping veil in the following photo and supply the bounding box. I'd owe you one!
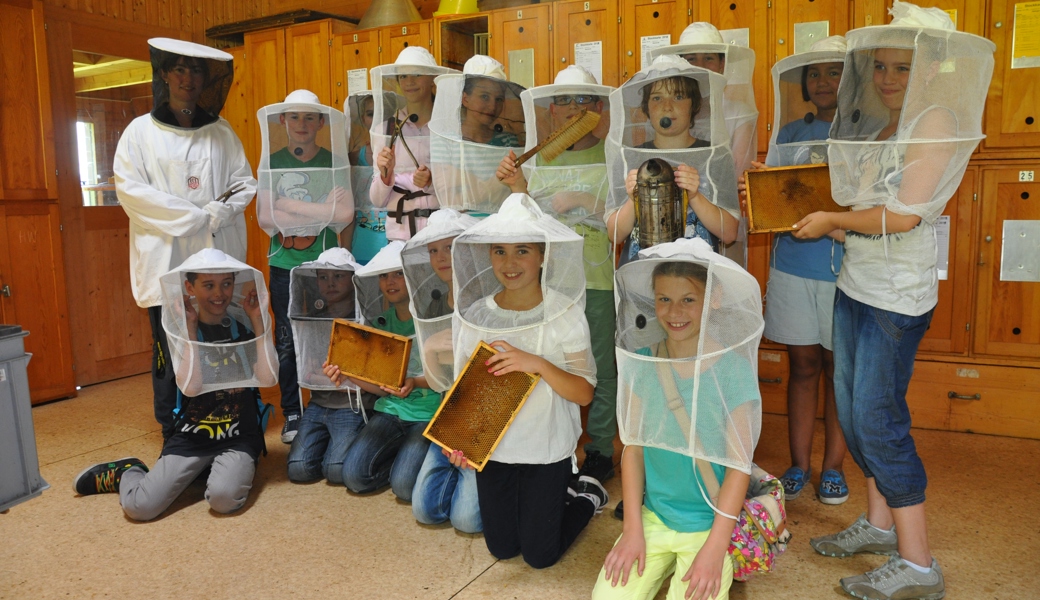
[369,47,456,181]
[160,248,278,396]
[614,237,762,476]
[605,56,740,250]
[767,36,847,167]
[402,209,479,391]
[520,65,613,228]
[649,23,759,177]
[828,1,995,223]
[257,90,352,238]
[148,38,233,127]
[290,247,361,392]
[429,55,527,213]
[346,91,397,209]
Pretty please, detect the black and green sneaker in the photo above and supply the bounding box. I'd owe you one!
[73,458,148,496]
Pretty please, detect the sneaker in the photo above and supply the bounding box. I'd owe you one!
[840,556,945,600]
[779,466,811,500]
[73,457,147,496]
[281,413,301,444]
[577,451,615,483]
[613,500,625,520]
[811,514,899,558]
[819,469,850,505]
[573,475,609,513]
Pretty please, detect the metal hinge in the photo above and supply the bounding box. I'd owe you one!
[618,17,621,24]
[328,40,332,47]
[378,46,383,53]
[548,24,552,31]
[965,323,971,331]
[59,224,63,231]
[973,192,978,202]
[688,9,692,16]
[44,23,48,30]
[767,1,772,7]
[766,123,772,131]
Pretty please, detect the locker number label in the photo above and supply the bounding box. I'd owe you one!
[353,34,358,42]
[1021,171,1035,182]
[584,2,591,9]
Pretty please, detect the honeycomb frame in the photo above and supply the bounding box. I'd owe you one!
[326,319,412,389]
[745,164,847,234]
[423,341,541,471]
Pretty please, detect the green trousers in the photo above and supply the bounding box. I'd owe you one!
[583,288,618,458]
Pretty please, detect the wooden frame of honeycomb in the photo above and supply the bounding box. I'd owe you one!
[744,164,847,234]
[326,319,412,389]
[423,341,541,471]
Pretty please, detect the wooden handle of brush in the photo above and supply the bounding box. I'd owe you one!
[512,108,589,168]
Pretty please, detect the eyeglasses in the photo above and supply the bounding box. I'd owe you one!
[551,95,597,106]
[279,234,318,250]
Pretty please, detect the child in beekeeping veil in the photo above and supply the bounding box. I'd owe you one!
[595,238,762,600]
[449,193,605,568]
[790,3,996,598]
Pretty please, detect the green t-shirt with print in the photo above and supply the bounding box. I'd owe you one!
[372,307,442,422]
[268,146,340,270]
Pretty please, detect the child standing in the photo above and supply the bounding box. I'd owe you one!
[595,238,763,600]
[450,193,607,568]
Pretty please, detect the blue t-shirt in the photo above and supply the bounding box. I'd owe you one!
[769,118,844,281]
[633,347,760,533]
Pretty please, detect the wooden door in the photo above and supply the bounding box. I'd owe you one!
[332,29,380,110]
[553,0,621,87]
[884,0,983,35]
[0,203,76,403]
[974,166,1040,359]
[772,0,851,63]
[983,0,1040,151]
[490,5,553,88]
[919,168,976,355]
[286,20,333,106]
[379,21,433,65]
[434,14,490,73]
[620,0,690,81]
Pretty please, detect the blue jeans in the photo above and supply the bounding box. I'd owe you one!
[412,444,482,533]
[833,290,932,509]
[268,266,301,418]
[341,411,430,501]
[286,403,366,484]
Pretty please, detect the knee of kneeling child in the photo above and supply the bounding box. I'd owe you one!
[206,484,249,514]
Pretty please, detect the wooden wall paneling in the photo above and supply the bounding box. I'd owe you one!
[553,0,621,87]
[973,166,1040,359]
[620,0,689,81]
[285,20,334,105]
[983,0,1040,151]
[489,4,553,87]
[772,0,850,64]
[919,167,976,355]
[222,45,252,161]
[332,29,379,109]
[0,202,77,403]
[379,20,432,65]
[852,0,886,28]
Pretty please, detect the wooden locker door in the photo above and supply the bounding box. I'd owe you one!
[772,0,851,63]
[435,14,490,73]
[973,166,1040,359]
[983,0,1040,151]
[553,0,621,87]
[884,0,983,35]
[919,167,976,355]
[0,203,76,403]
[380,22,433,65]
[490,5,554,88]
[695,0,770,156]
[332,29,379,110]
[222,46,253,171]
[286,20,333,106]
[621,0,690,81]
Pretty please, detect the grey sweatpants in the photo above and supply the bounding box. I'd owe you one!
[119,450,256,521]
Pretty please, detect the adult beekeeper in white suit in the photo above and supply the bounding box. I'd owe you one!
[115,37,256,443]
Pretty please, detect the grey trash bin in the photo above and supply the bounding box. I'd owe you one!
[0,325,49,512]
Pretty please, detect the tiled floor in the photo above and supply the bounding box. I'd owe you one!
[2,374,1037,599]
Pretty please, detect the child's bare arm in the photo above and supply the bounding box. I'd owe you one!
[378,375,430,397]
[676,164,739,245]
[177,296,204,397]
[602,446,647,588]
[605,169,638,243]
[484,341,594,406]
[241,283,277,387]
[682,467,749,600]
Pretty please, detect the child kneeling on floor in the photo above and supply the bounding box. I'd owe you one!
[73,249,278,520]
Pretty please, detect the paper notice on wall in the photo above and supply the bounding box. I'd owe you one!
[721,28,750,48]
[347,69,368,95]
[1012,2,1040,69]
[641,34,671,70]
[575,41,603,84]
[935,215,950,280]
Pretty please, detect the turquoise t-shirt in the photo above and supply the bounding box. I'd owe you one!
[268,146,339,270]
[633,347,759,533]
[372,307,441,422]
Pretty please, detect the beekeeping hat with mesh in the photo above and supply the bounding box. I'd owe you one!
[346,91,405,209]
[766,36,847,167]
[148,38,233,128]
[159,248,277,396]
[353,240,407,326]
[257,90,352,238]
[614,237,762,479]
[402,209,479,391]
[518,65,613,228]
[429,55,527,213]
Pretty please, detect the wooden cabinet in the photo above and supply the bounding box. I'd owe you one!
[771,0,851,64]
[974,165,1040,360]
[620,0,690,81]
[490,5,554,88]
[379,21,433,64]
[285,20,356,107]
[434,13,490,73]
[332,29,380,109]
[983,0,1040,152]
[553,0,621,87]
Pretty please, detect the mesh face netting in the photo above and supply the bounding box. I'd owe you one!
[160,248,278,397]
[256,91,352,238]
[148,38,233,125]
[402,209,480,392]
[614,237,763,475]
[429,59,528,213]
[346,91,404,209]
[766,36,847,168]
[289,247,363,394]
[828,19,995,224]
[605,57,740,247]
[519,72,614,229]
